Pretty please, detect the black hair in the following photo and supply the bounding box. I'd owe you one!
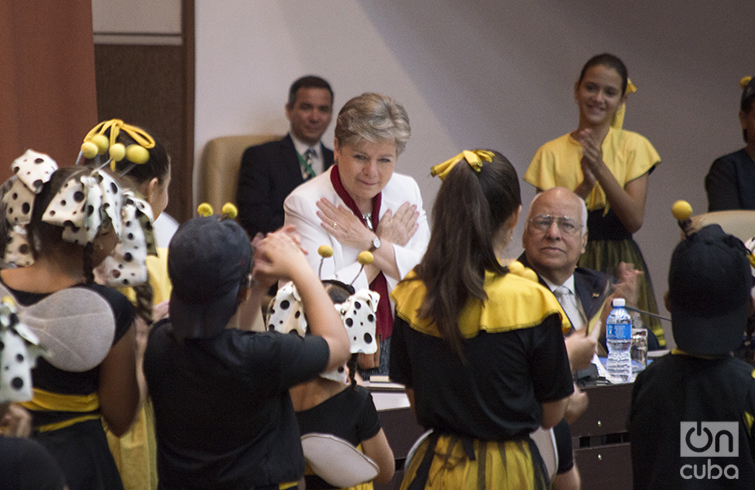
[578,53,629,96]
[86,125,170,186]
[741,78,755,142]
[24,167,98,283]
[287,75,334,107]
[322,279,355,304]
[346,354,359,389]
[413,151,521,359]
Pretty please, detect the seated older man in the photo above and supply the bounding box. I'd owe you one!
[520,187,663,490]
[520,186,660,365]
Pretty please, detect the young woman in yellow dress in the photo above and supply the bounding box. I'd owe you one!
[390,150,574,489]
[524,53,664,346]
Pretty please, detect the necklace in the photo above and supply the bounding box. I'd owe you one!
[362,213,373,230]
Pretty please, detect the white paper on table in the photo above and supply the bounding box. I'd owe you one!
[593,353,609,379]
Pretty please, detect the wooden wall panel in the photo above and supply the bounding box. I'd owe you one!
[0,0,97,180]
[94,44,189,222]
[93,0,194,223]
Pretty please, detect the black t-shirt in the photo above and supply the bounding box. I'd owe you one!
[629,353,755,489]
[144,322,330,489]
[705,149,755,211]
[390,312,572,440]
[9,282,134,427]
[296,385,381,446]
[296,386,382,490]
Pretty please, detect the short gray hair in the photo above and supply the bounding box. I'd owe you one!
[526,187,588,231]
[334,93,411,155]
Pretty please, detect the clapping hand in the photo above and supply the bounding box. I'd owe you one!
[565,319,602,372]
[612,262,642,307]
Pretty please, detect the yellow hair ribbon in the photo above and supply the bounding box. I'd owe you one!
[741,76,753,89]
[81,119,155,171]
[611,78,637,130]
[431,150,495,181]
[86,119,156,149]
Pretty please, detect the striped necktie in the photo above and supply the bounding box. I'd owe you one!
[553,286,587,331]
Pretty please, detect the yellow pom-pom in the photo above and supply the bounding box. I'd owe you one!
[741,76,752,89]
[91,134,109,154]
[221,203,238,219]
[81,142,98,159]
[357,251,374,265]
[507,260,524,275]
[109,143,126,162]
[197,203,214,217]
[318,245,334,258]
[126,145,150,164]
[522,269,539,283]
[671,200,693,221]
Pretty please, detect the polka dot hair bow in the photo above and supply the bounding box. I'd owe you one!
[266,282,379,382]
[0,296,45,404]
[42,169,123,246]
[2,150,59,266]
[97,190,157,287]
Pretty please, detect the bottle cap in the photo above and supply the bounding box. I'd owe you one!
[612,298,626,307]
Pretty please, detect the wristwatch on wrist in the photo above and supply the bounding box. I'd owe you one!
[369,236,382,252]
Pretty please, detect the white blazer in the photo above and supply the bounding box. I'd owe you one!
[284,166,430,297]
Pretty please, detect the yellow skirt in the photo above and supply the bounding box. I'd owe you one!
[400,434,549,490]
[106,400,158,490]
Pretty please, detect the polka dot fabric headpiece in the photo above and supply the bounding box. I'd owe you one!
[0,296,45,404]
[2,150,58,266]
[2,151,153,287]
[42,169,123,246]
[97,190,157,287]
[266,282,379,382]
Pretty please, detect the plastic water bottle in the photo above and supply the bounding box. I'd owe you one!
[606,298,632,382]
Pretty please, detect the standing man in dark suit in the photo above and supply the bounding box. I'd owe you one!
[237,76,335,239]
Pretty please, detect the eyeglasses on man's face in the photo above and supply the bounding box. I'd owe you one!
[528,214,583,235]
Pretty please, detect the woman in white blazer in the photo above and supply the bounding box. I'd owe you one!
[284,93,430,376]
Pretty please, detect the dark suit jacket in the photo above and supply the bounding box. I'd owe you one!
[236,134,334,238]
[517,253,660,351]
[518,253,610,328]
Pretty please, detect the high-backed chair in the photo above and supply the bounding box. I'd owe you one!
[194,134,283,333]
[687,210,755,242]
[194,134,282,213]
